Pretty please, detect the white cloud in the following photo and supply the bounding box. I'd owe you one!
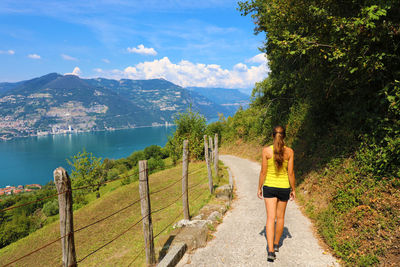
[96,57,269,89]
[28,53,41,59]
[61,54,78,61]
[102,58,110,63]
[127,44,157,56]
[233,63,248,72]
[0,49,15,55]
[247,53,267,64]
[65,67,81,76]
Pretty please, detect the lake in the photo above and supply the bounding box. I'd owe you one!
[0,126,176,188]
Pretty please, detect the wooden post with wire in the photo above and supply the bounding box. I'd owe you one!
[209,136,214,164]
[138,160,156,265]
[204,135,213,193]
[214,133,219,178]
[182,139,190,220]
[54,167,77,267]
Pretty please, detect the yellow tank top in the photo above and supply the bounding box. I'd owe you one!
[264,145,290,188]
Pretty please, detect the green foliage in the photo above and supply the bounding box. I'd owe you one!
[148,157,166,173]
[0,185,57,248]
[166,109,207,163]
[356,80,400,179]
[67,149,103,187]
[206,119,223,141]
[120,175,131,186]
[359,254,379,266]
[211,1,400,265]
[144,145,167,160]
[42,199,59,217]
[106,168,120,181]
[67,149,105,201]
[127,151,146,168]
[0,214,31,248]
[102,158,115,170]
[115,163,129,174]
[219,106,266,143]
[316,205,342,253]
[236,0,400,177]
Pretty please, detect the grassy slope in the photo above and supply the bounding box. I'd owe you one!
[221,140,400,266]
[220,139,263,162]
[0,162,229,267]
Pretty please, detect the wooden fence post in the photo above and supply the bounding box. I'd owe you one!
[214,134,219,178]
[54,167,77,267]
[139,160,156,265]
[204,135,213,193]
[208,136,214,164]
[182,140,190,220]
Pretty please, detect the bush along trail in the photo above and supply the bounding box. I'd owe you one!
[178,155,339,267]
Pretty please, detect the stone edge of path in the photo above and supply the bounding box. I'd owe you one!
[157,169,235,267]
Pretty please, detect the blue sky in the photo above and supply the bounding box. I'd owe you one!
[0,0,268,92]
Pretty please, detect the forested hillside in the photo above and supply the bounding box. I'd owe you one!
[213,1,399,265]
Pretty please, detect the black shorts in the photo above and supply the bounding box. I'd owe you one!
[263,186,290,201]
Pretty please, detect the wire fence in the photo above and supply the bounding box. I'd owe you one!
[127,180,209,267]
[0,163,177,213]
[1,152,214,267]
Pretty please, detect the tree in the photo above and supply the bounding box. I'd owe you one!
[238,0,400,176]
[166,109,207,163]
[67,149,105,199]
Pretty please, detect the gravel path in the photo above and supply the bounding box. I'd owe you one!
[177,155,339,267]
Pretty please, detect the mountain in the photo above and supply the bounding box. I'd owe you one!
[186,87,250,113]
[85,78,227,120]
[0,81,24,95]
[0,74,232,140]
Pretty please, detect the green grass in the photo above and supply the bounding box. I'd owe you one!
[0,161,229,267]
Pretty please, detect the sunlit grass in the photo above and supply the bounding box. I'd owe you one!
[0,161,229,266]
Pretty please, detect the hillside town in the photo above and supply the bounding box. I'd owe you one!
[0,184,42,197]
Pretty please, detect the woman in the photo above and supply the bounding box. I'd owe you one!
[257,125,296,262]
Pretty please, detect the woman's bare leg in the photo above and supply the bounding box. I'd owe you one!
[274,199,288,246]
[264,197,278,252]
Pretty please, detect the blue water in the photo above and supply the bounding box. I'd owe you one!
[0,126,175,188]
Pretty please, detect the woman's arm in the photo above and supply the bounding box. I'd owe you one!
[257,147,268,199]
[287,148,296,200]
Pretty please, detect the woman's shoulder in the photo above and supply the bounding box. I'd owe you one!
[262,145,273,157]
[284,146,294,155]
[263,144,273,151]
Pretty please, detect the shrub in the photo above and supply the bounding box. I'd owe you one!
[144,145,165,159]
[166,109,207,163]
[42,199,59,217]
[148,157,165,173]
[106,168,120,181]
[127,151,146,167]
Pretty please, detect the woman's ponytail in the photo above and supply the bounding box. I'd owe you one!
[273,126,286,170]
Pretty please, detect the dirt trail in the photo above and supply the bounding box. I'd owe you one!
[177,155,339,267]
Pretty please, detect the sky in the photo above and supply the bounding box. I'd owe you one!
[0,0,268,93]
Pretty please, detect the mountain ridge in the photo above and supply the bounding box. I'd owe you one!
[186,86,249,111]
[0,73,243,140]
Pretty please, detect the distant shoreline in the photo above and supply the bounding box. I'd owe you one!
[0,123,176,142]
[0,125,178,188]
